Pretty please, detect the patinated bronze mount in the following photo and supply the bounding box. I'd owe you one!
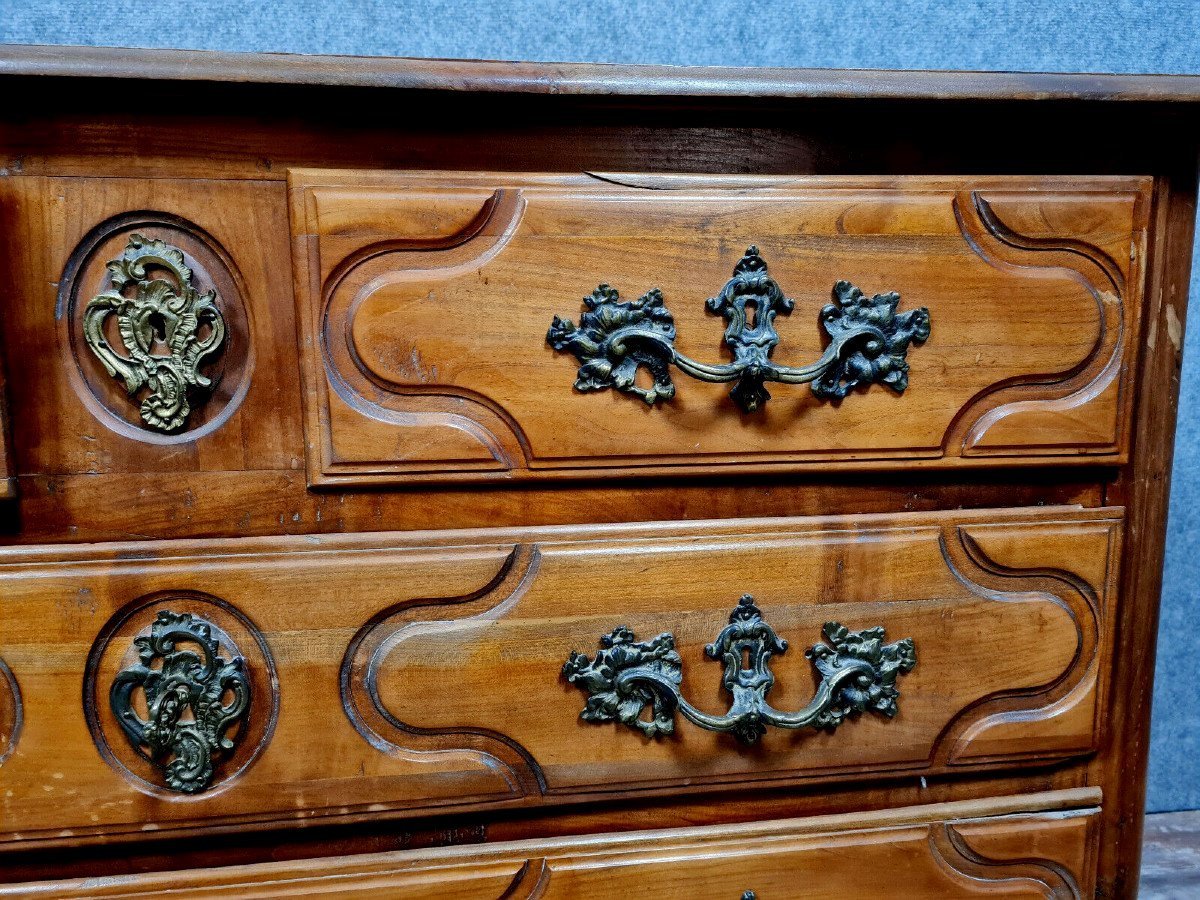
[548,246,931,412]
[83,234,226,432]
[110,610,249,794]
[563,594,916,745]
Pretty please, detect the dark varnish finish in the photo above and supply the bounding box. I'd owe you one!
[0,46,1198,898]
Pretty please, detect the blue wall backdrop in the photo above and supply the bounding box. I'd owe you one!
[4,1,1200,812]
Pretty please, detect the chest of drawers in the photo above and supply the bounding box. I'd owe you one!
[0,47,1198,898]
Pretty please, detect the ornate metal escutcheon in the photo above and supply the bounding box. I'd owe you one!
[110,610,250,794]
[563,595,916,744]
[83,234,226,432]
[547,246,931,412]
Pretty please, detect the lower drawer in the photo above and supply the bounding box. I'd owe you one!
[0,789,1101,898]
[0,506,1118,848]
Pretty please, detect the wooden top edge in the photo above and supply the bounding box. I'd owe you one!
[2,44,1200,102]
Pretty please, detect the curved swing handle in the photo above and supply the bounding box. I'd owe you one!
[547,246,930,413]
[562,594,917,746]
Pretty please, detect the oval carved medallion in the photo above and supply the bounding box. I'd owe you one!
[85,591,277,797]
[60,213,252,442]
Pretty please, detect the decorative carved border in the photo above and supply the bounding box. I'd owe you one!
[335,516,1117,806]
[312,188,533,476]
[0,512,1117,848]
[929,821,1085,898]
[340,544,547,798]
[930,522,1111,766]
[501,858,551,899]
[292,173,1149,486]
[945,191,1141,457]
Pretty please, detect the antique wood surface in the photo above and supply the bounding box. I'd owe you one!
[1093,157,1199,897]
[2,43,1200,102]
[0,176,302,479]
[1,46,1198,898]
[0,469,1102,545]
[0,507,1116,850]
[4,75,1199,189]
[0,789,1102,898]
[292,171,1147,484]
[0,170,1109,542]
[0,336,14,502]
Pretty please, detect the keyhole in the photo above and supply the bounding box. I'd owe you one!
[744,299,759,329]
[149,311,168,346]
[741,647,752,670]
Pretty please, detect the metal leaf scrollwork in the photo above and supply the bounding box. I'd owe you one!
[805,621,916,728]
[547,284,678,405]
[811,281,932,401]
[562,626,683,738]
[547,246,930,412]
[110,610,250,794]
[83,234,226,432]
[563,595,916,745]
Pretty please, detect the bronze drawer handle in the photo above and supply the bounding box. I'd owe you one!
[563,595,916,745]
[547,246,930,412]
[110,610,250,794]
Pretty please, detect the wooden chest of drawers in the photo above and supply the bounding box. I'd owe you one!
[1,46,1198,898]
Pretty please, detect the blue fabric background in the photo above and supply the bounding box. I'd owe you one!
[4,1,1199,812]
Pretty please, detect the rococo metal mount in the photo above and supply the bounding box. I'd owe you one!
[110,610,250,794]
[547,246,931,412]
[563,595,916,745]
[83,234,226,432]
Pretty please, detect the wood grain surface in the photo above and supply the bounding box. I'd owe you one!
[2,43,1200,103]
[292,171,1149,484]
[0,176,302,479]
[0,788,1102,898]
[0,45,1197,898]
[0,507,1117,851]
[1094,155,1199,897]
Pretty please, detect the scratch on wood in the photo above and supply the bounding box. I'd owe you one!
[1166,304,1183,352]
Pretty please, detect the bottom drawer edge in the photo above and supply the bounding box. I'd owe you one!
[0,788,1101,898]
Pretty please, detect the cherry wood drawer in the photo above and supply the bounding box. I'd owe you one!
[0,172,1123,542]
[290,171,1149,485]
[0,789,1101,898]
[0,176,302,480]
[0,506,1118,849]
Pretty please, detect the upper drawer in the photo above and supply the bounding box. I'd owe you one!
[290,171,1150,485]
[0,505,1118,847]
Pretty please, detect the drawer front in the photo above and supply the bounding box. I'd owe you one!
[0,790,1101,898]
[290,171,1149,485]
[0,176,302,478]
[0,507,1117,847]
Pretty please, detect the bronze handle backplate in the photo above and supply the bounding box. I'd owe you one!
[547,245,931,413]
[563,595,916,745]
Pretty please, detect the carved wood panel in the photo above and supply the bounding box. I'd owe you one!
[0,507,1118,847]
[289,171,1150,485]
[0,176,303,478]
[0,790,1100,898]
